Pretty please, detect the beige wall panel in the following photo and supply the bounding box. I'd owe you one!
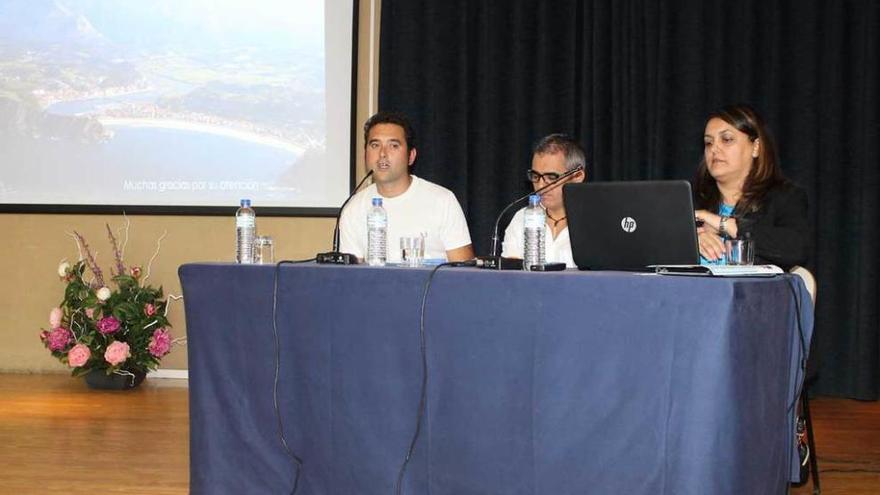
[0,214,334,372]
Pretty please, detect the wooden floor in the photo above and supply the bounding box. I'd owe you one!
[0,374,878,494]
[0,373,188,494]
[790,396,880,494]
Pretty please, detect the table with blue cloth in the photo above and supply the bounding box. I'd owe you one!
[179,263,813,495]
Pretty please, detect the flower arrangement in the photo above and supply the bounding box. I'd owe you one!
[40,223,175,381]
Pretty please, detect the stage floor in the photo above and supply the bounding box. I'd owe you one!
[0,373,877,494]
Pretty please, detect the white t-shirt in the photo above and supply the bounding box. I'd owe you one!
[501,207,576,268]
[339,175,472,263]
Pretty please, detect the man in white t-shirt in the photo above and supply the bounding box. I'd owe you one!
[501,134,587,268]
[339,111,474,263]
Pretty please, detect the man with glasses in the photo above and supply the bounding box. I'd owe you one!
[501,133,587,267]
[339,111,474,263]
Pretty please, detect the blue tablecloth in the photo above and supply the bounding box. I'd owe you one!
[179,263,813,495]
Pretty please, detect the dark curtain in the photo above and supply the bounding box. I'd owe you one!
[377,0,880,399]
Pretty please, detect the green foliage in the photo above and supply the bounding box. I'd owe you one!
[41,256,174,377]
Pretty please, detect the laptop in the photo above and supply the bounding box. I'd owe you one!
[562,180,700,270]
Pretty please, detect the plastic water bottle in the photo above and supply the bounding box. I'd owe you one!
[523,194,546,271]
[367,197,387,266]
[236,199,256,264]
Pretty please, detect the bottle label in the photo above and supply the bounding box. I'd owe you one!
[236,216,255,228]
[524,213,545,229]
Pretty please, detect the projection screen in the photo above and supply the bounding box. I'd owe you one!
[0,0,357,214]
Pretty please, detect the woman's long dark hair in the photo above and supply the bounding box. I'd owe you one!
[694,104,787,215]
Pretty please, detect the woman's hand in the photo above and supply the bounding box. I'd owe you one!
[695,209,719,234]
[695,209,739,239]
[698,231,726,261]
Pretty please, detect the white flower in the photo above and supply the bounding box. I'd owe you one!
[57,261,70,277]
[96,287,112,301]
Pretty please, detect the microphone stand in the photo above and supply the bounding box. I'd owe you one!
[478,165,584,270]
[316,170,374,264]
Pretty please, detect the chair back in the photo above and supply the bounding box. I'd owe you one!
[790,265,817,305]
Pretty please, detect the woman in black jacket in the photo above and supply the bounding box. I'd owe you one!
[693,104,810,270]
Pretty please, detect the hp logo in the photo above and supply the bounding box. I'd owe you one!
[621,217,637,233]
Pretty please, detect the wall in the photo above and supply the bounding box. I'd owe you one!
[0,0,381,373]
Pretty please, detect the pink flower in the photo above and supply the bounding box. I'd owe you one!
[46,327,73,352]
[67,344,91,367]
[148,328,172,357]
[104,341,130,366]
[85,307,95,319]
[39,330,49,342]
[144,303,156,317]
[96,316,121,335]
[130,266,142,278]
[49,307,63,328]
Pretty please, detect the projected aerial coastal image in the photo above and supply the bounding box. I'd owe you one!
[0,0,335,207]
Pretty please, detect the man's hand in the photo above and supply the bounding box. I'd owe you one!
[446,244,475,263]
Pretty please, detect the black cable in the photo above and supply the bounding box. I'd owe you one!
[784,275,809,413]
[272,258,316,495]
[331,170,374,250]
[395,261,461,495]
[782,275,810,488]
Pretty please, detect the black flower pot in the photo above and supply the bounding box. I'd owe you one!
[84,369,147,390]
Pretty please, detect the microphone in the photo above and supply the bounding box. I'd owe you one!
[478,165,585,270]
[316,170,374,264]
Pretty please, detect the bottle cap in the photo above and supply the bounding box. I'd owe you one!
[372,197,383,206]
[240,199,251,207]
[528,194,541,206]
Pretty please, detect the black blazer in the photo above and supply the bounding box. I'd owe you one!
[734,183,811,270]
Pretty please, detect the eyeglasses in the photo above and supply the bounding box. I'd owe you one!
[526,169,562,183]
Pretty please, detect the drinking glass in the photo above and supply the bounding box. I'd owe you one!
[400,235,425,267]
[725,238,755,265]
[253,236,274,264]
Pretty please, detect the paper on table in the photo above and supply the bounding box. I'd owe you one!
[652,264,784,277]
